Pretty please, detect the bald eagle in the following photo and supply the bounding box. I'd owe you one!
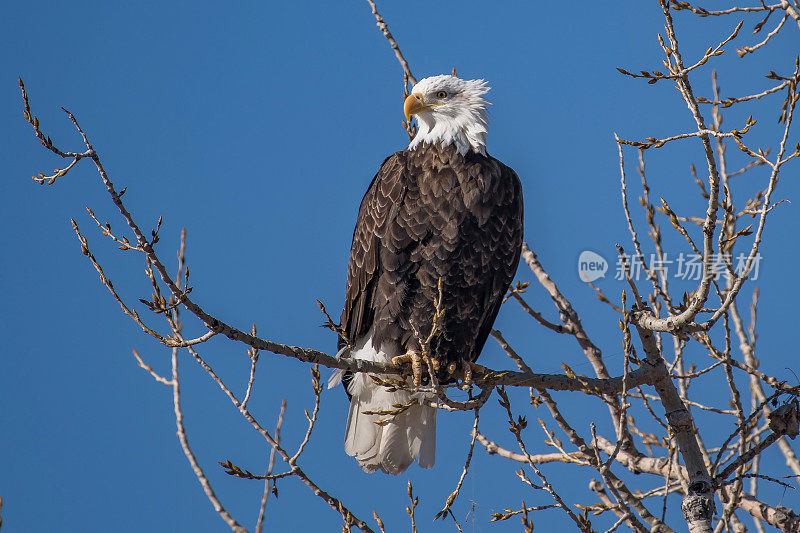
[332,75,524,474]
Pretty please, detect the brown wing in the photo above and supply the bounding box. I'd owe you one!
[466,160,524,363]
[339,152,408,351]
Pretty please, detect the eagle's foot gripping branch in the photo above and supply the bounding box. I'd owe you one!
[460,361,489,388]
[392,352,489,388]
[392,350,437,387]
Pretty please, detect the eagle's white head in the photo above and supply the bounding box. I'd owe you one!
[404,75,490,156]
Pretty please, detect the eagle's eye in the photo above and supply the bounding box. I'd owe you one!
[435,90,448,99]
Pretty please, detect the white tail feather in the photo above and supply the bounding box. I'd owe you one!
[342,332,436,475]
[327,346,350,390]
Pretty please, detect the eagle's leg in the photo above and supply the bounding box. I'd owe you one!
[391,351,439,387]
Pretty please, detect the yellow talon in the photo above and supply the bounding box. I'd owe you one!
[392,351,439,386]
[461,362,489,387]
[391,355,487,388]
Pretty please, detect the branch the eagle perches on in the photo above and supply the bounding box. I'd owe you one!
[19,74,673,402]
[20,74,684,402]
[18,0,800,531]
[19,78,700,410]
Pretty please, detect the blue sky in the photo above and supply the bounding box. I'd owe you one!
[2,1,798,531]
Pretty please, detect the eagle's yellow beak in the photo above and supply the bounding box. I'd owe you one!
[404,92,429,122]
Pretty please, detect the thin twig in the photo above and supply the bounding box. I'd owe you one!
[255,398,286,533]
